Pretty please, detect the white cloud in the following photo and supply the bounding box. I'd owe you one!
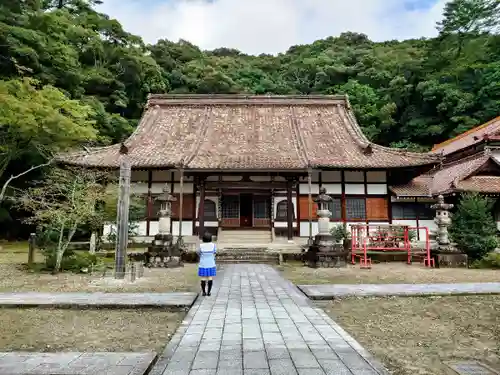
[97,0,447,55]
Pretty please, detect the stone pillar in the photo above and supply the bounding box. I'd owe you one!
[115,153,131,279]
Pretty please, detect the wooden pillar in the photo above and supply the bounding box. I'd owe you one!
[115,152,131,279]
[179,168,184,238]
[146,170,153,236]
[308,169,313,241]
[198,177,206,239]
[286,178,293,240]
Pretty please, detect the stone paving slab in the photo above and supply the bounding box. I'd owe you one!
[298,282,500,300]
[150,264,390,375]
[0,352,155,374]
[0,292,197,308]
[445,361,500,375]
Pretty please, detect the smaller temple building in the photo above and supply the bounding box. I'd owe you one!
[391,116,500,232]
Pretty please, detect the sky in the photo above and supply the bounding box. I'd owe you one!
[97,0,448,55]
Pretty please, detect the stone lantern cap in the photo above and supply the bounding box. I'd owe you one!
[431,194,454,211]
[155,184,176,218]
[314,187,333,211]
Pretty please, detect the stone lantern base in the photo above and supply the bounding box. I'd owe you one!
[432,243,468,268]
[143,232,184,268]
[304,234,348,268]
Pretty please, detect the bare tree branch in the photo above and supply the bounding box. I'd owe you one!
[0,160,53,202]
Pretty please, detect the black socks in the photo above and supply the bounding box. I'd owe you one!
[201,280,206,296]
[207,280,213,296]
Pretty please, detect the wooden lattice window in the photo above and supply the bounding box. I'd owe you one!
[392,203,417,220]
[200,199,217,220]
[346,198,366,220]
[366,198,388,221]
[276,200,295,220]
[253,197,270,219]
[327,197,342,220]
[221,195,239,218]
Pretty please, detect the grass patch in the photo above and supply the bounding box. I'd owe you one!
[322,295,500,375]
[0,308,183,352]
[280,262,500,285]
[0,242,199,293]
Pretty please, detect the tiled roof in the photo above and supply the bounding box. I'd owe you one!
[390,151,500,197]
[455,176,500,193]
[432,116,500,156]
[58,95,439,170]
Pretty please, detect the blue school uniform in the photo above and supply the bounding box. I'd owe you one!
[198,242,216,277]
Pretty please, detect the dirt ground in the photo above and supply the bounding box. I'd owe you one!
[322,295,500,375]
[0,245,199,293]
[0,308,184,353]
[280,262,500,285]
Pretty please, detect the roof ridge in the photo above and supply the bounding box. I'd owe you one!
[288,106,310,168]
[182,106,213,168]
[441,150,489,169]
[148,94,348,100]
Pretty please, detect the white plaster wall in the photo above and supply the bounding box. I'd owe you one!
[366,171,387,183]
[273,196,297,219]
[195,221,218,227]
[418,220,437,240]
[322,171,341,182]
[249,176,271,182]
[299,183,320,194]
[151,183,167,194]
[173,182,194,194]
[344,171,364,182]
[323,184,342,195]
[274,222,297,228]
[172,221,194,236]
[149,221,159,236]
[300,222,319,237]
[345,184,365,195]
[135,221,148,236]
[130,182,148,195]
[367,184,387,195]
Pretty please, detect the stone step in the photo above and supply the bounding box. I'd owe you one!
[217,259,278,264]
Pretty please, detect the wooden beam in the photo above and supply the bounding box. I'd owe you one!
[286,179,293,240]
[146,170,152,236]
[205,181,287,190]
[198,178,206,239]
[179,168,184,238]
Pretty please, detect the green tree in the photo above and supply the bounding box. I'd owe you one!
[0,78,97,201]
[450,193,499,261]
[18,167,110,273]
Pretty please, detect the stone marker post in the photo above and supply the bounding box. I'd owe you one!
[28,233,36,266]
[115,151,131,279]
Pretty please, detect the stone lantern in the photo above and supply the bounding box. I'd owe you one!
[143,184,184,268]
[155,184,176,241]
[431,195,453,246]
[430,195,467,267]
[304,187,347,268]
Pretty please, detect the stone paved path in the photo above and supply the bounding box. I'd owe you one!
[0,352,155,374]
[0,292,197,308]
[298,282,500,299]
[151,264,389,375]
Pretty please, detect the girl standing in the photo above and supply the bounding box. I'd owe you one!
[197,232,216,296]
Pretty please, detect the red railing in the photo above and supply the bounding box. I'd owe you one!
[350,224,434,269]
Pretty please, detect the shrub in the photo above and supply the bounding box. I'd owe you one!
[450,193,499,261]
[471,252,500,269]
[330,224,350,243]
[43,247,100,272]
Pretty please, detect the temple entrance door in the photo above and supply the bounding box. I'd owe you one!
[240,193,253,227]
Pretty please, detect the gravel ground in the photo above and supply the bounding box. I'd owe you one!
[0,308,184,353]
[321,295,500,375]
[280,262,500,285]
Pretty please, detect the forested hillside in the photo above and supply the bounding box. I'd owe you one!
[0,0,499,236]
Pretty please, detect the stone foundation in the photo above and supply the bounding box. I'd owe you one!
[436,253,468,268]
